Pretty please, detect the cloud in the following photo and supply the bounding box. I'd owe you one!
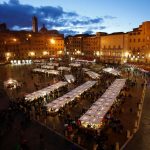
[0,0,115,35]
[60,29,79,36]
[71,17,103,26]
[82,30,94,35]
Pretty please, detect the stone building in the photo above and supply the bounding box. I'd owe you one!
[0,30,64,60]
[65,21,150,64]
[0,20,150,64]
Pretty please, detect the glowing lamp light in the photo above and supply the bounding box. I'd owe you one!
[5,52,11,57]
[124,52,129,58]
[50,39,55,44]
[18,60,21,64]
[57,51,62,55]
[70,57,73,61]
[123,60,127,63]
[96,51,100,56]
[29,52,35,56]
[43,51,48,55]
[28,34,32,37]
[13,38,17,42]
[76,50,81,55]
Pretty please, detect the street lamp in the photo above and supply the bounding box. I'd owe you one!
[57,50,62,55]
[5,52,11,61]
[124,51,129,58]
[13,38,17,42]
[76,50,81,55]
[28,34,32,37]
[29,51,35,56]
[50,38,55,44]
[96,51,100,57]
[43,51,49,56]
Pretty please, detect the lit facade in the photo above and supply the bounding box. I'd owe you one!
[65,35,84,56]
[0,21,150,63]
[0,31,64,60]
[65,21,150,64]
[128,21,150,63]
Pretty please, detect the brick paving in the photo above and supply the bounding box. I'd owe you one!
[0,63,148,150]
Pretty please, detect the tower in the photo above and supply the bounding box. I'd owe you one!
[32,16,38,32]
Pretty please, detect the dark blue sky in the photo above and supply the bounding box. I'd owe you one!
[0,0,150,35]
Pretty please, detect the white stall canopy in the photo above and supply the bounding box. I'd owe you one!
[25,81,67,102]
[41,65,54,69]
[103,68,120,76]
[58,67,71,71]
[69,63,81,67]
[79,79,126,129]
[45,81,97,113]
[85,71,100,79]
[64,74,75,83]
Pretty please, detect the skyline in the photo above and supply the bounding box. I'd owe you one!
[0,0,150,35]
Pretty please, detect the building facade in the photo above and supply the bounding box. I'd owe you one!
[0,30,64,61]
[65,21,150,64]
[128,21,150,63]
[0,20,150,63]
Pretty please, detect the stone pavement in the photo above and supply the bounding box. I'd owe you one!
[125,85,150,150]
[0,64,148,150]
[0,111,83,150]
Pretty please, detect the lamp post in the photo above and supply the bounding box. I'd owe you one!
[50,38,55,44]
[5,52,11,61]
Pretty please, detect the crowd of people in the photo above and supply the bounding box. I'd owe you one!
[0,61,149,150]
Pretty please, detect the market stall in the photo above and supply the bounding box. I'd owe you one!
[41,65,54,69]
[79,79,126,129]
[103,67,120,76]
[25,81,68,102]
[4,79,21,89]
[58,66,71,72]
[45,81,97,113]
[64,74,75,83]
[69,63,81,67]
[85,71,100,79]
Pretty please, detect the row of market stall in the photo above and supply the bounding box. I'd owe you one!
[32,68,60,75]
[103,67,120,76]
[25,81,68,102]
[45,81,97,113]
[84,71,100,79]
[33,67,71,74]
[79,79,126,129]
